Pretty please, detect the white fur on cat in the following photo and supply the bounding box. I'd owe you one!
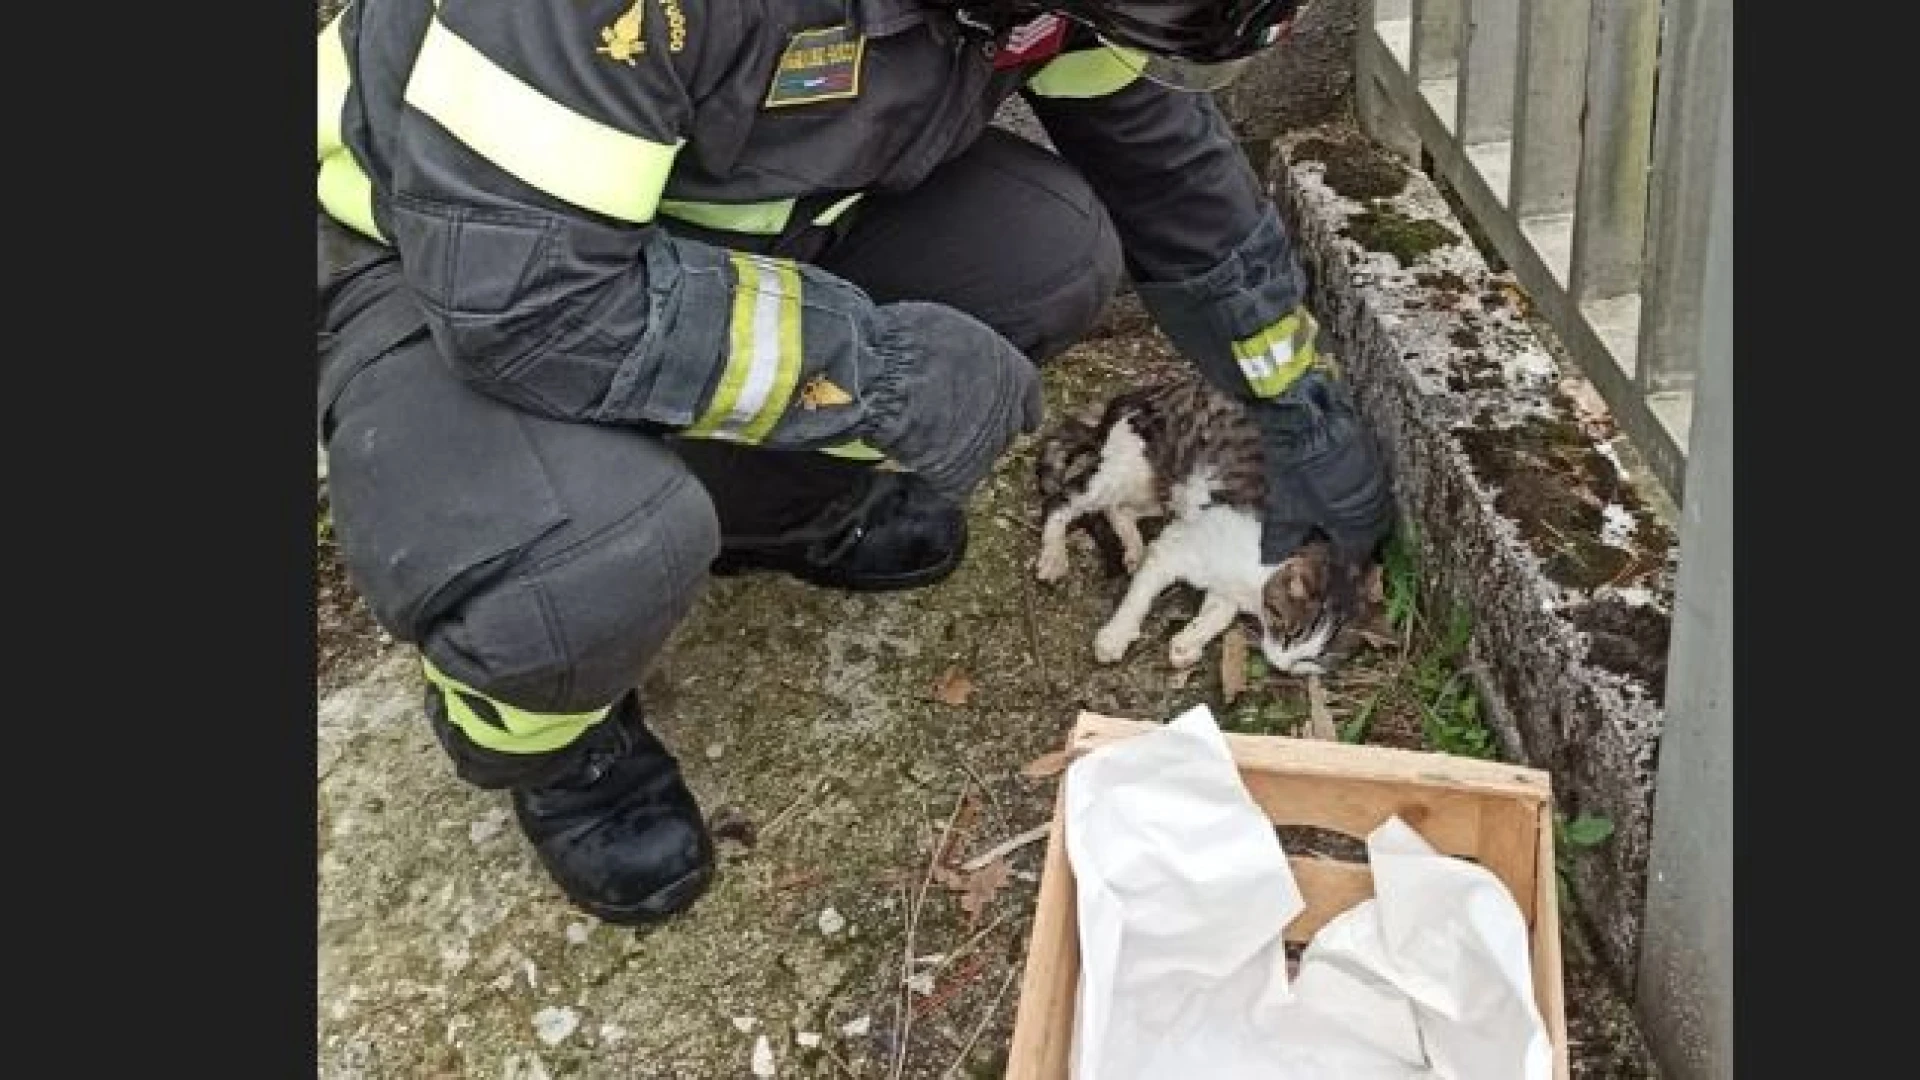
[1035,417,1333,676]
[1036,419,1160,582]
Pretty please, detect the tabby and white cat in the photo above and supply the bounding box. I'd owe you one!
[1033,374,1389,676]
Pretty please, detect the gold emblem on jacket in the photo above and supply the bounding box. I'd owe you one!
[597,0,646,65]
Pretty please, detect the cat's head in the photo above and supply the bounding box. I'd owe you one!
[1033,413,1103,514]
[1257,541,1393,676]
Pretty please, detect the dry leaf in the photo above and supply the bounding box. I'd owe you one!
[1221,627,1250,704]
[932,666,975,706]
[950,857,1012,920]
[932,790,983,872]
[773,868,825,891]
[1018,749,1070,780]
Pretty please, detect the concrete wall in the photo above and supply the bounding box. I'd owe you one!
[1266,131,1677,986]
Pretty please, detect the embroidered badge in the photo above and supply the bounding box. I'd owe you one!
[798,375,854,410]
[597,0,647,66]
[765,25,867,107]
[993,12,1066,69]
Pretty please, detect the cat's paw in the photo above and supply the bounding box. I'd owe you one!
[1120,540,1144,574]
[1167,634,1206,669]
[1093,624,1136,664]
[1035,543,1070,583]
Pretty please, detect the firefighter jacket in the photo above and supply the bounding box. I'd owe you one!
[317,0,1321,457]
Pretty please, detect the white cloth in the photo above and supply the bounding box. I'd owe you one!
[1062,705,1551,1080]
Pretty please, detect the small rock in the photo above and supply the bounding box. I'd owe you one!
[751,1034,776,1077]
[817,906,846,936]
[439,940,471,972]
[906,972,936,996]
[598,1023,628,1045]
[705,742,726,761]
[469,807,511,846]
[840,1015,872,1037]
[532,1006,579,1046]
[796,1032,821,1048]
[564,922,592,945]
[732,1016,758,1033]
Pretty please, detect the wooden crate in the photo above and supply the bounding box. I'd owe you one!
[1004,712,1570,1080]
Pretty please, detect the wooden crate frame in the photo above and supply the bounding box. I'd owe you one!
[1004,712,1570,1080]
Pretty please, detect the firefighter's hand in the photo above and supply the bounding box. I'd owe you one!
[1249,369,1395,566]
[857,301,1044,503]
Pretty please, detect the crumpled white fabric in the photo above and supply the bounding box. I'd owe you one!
[1062,705,1551,1080]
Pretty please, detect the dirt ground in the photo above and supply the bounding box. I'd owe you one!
[317,304,1659,1078]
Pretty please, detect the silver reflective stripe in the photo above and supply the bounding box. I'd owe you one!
[723,265,789,432]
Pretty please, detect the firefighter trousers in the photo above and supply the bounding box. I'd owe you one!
[316,130,1122,778]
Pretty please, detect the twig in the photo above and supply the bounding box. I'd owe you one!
[958,824,1051,871]
[924,910,1012,982]
[818,1037,862,1080]
[1019,573,1056,697]
[953,754,1006,831]
[939,965,1022,1079]
[761,777,827,839]
[892,783,971,1080]
[912,949,992,1021]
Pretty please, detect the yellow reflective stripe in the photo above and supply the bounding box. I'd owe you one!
[1231,310,1320,397]
[421,660,611,754]
[740,261,805,442]
[820,441,887,462]
[318,14,350,158]
[1025,45,1145,99]
[657,192,865,235]
[316,15,386,242]
[686,254,805,441]
[812,192,865,226]
[686,256,761,436]
[402,18,682,224]
[319,149,386,242]
[658,198,797,235]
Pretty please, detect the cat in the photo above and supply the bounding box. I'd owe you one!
[1033,373,1391,676]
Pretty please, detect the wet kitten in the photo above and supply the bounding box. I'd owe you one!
[1033,373,1390,675]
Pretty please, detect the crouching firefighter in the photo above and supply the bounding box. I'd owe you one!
[315,0,1393,924]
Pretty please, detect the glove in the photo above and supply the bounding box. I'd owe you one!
[1250,369,1395,566]
[854,301,1045,503]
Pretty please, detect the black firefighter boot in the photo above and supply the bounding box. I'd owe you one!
[429,689,714,924]
[709,471,968,592]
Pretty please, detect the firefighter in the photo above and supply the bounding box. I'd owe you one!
[316,0,1392,923]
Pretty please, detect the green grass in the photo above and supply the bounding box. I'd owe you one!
[1225,692,1306,735]
[1339,524,1498,759]
[1554,811,1616,907]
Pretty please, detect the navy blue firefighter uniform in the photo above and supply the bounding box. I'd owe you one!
[316,0,1389,922]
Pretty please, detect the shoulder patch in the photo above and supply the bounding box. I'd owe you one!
[765,25,866,108]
